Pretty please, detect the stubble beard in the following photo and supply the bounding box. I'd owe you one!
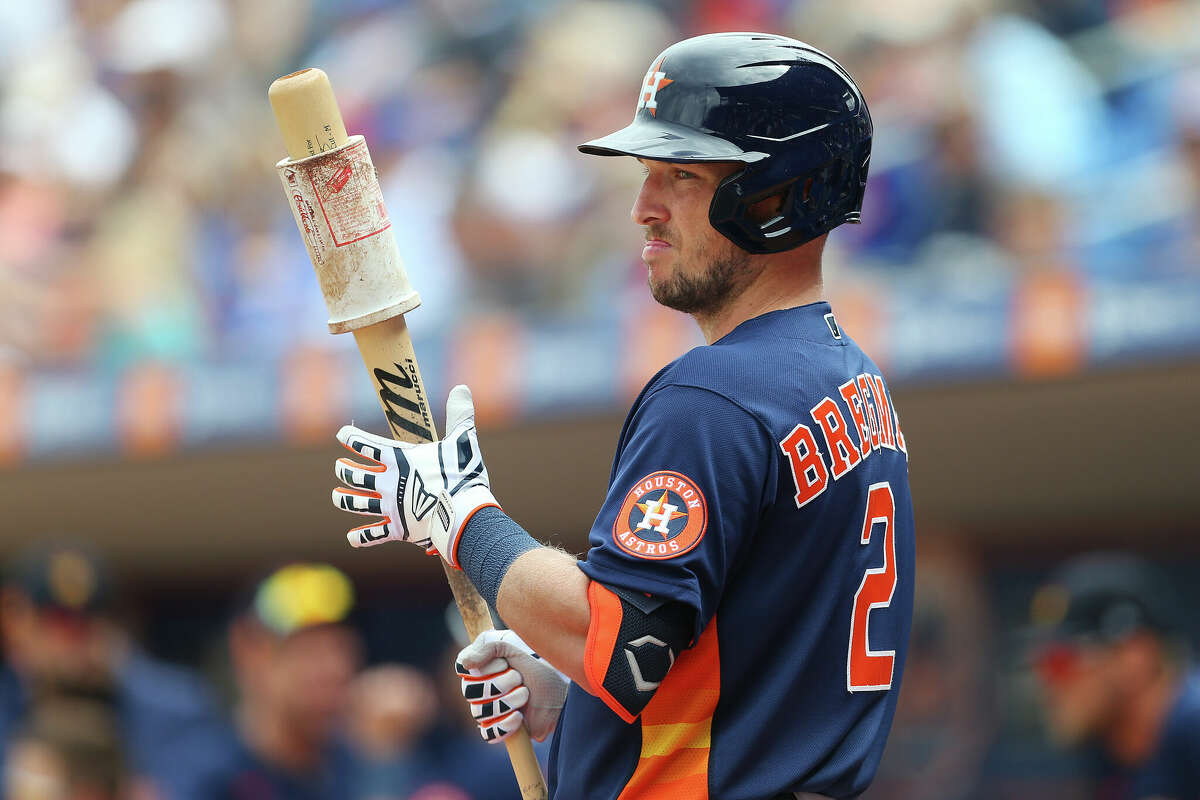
[648,236,756,317]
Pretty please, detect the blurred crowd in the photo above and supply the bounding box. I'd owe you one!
[0,0,1199,373]
[0,547,533,800]
[1,539,1194,800]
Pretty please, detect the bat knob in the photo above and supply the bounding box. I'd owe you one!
[269,67,349,161]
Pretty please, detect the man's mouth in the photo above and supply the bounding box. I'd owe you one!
[642,239,672,260]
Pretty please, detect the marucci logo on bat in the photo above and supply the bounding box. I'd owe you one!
[373,361,433,441]
[613,470,707,560]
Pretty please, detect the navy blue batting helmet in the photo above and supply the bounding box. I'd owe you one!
[579,32,872,254]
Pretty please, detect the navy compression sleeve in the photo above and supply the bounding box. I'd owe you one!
[457,506,540,608]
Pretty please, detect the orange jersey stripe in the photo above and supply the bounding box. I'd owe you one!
[618,768,709,799]
[618,618,720,799]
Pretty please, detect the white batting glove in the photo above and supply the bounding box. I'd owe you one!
[332,384,498,567]
[455,630,568,743]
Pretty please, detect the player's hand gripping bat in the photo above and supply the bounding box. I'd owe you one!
[269,68,547,800]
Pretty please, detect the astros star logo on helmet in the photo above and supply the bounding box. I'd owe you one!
[636,57,673,116]
[613,470,707,559]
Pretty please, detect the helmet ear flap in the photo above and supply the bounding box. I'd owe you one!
[709,135,872,254]
[709,165,824,254]
[801,159,846,228]
[849,143,872,223]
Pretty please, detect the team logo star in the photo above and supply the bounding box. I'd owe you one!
[636,491,686,524]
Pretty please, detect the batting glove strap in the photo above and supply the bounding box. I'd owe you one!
[442,486,502,569]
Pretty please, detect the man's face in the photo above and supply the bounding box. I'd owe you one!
[1034,641,1117,745]
[265,625,361,743]
[631,159,758,316]
[0,590,110,687]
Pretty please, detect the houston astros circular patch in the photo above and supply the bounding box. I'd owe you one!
[613,470,707,560]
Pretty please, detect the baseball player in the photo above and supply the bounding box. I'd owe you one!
[1031,554,1200,799]
[332,32,915,799]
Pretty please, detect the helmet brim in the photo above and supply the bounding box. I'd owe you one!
[578,118,768,163]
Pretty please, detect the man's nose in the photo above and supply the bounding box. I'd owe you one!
[631,174,669,227]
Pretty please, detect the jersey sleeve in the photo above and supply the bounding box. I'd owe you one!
[578,382,776,641]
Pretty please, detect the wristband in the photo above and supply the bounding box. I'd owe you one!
[458,506,540,609]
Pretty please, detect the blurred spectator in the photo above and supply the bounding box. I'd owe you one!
[344,664,442,797]
[215,563,361,799]
[991,187,1078,275]
[0,542,228,800]
[4,688,127,800]
[1029,553,1200,800]
[218,566,540,799]
[966,12,1107,189]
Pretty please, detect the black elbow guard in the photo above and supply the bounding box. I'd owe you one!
[583,581,694,722]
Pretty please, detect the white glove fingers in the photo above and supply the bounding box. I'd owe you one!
[332,487,384,516]
[470,685,530,722]
[336,426,394,469]
[455,655,508,678]
[346,520,393,548]
[455,630,533,673]
[479,710,525,744]
[460,666,523,701]
[334,457,383,491]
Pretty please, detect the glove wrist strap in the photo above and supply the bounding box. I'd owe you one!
[444,485,501,567]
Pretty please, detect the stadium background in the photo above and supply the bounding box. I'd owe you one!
[1,0,1199,796]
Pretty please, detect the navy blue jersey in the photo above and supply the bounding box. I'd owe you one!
[1129,669,1200,799]
[548,302,915,800]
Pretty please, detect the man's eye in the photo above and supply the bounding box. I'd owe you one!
[674,169,695,179]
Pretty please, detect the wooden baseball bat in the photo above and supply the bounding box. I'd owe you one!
[269,68,547,800]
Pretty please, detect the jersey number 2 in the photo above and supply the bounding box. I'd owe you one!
[847,482,897,692]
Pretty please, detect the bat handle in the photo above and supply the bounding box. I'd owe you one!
[444,561,493,640]
[346,318,548,799]
[502,728,549,800]
[442,563,549,799]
